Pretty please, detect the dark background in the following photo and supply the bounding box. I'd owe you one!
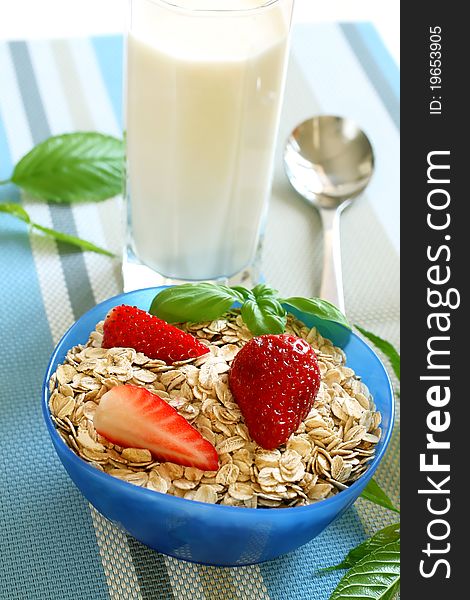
[401,3,465,595]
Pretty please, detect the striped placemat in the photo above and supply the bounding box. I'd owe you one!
[0,23,399,600]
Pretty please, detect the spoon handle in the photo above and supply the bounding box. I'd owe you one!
[319,207,346,314]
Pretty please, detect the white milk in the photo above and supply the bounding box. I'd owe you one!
[126,0,292,280]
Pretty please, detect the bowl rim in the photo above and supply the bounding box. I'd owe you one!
[42,286,395,518]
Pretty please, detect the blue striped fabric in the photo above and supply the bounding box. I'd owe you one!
[0,23,399,600]
[0,97,109,600]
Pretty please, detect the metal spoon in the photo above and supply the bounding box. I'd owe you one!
[284,115,374,313]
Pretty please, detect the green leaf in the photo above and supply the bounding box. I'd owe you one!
[230,286,254,302]
[341,524,400,570]
[282,296,351,330]
[354,325,400,380]
[239,284,286,335]
[0,202,115,257]
[241,295,287,336]
[11,132,124,203]
[330,540,400,600]
[361,479,400,513]
[322,523,400,571]
[149,283,241,323]
[252,283,279,299]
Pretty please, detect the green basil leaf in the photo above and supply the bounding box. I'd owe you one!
[354,325,400,380]
[150,283,240,323]
[11,132,124,203]
[241,296,287,336]
[361,479,400,513]
[282,296,351,330]
[230,286,254,302]
[0,202,31,223]
[322,523,400,571]
[252,283,279,299]
[330,540,400,600]
[0,201,114,256]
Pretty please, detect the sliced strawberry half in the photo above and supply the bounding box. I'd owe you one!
[102,304,209,363]
[94,384,219,471]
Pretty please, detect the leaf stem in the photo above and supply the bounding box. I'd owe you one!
[32,222,116,257]
[1,201,115,257]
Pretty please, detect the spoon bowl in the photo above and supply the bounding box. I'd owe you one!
[284,116,375,311]
[284,115,374,209]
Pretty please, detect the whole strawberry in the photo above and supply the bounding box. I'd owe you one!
[228,334,321,449]
[102,305,209,363]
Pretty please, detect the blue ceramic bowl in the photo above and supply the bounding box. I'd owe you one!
[42,287,394,567]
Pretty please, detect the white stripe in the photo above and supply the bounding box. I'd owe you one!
[0,43,75,343]
[163,557,207,600]
[291,23,400,256]
[68,37,121,136]
[198,564,271,600]
[90,508,142,600]
[28,39,122,304]
[26,39,142,599]
[61,37,123,301]
[165,557,271,600]
[229,566,271,600]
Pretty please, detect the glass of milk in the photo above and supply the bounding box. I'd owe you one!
[124,0,294,289]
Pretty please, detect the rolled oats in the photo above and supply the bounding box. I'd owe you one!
[49,312,382,508]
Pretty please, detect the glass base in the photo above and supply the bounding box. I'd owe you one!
[122,243,262,292]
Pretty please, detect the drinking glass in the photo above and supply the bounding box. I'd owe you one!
[123,0,294,290]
